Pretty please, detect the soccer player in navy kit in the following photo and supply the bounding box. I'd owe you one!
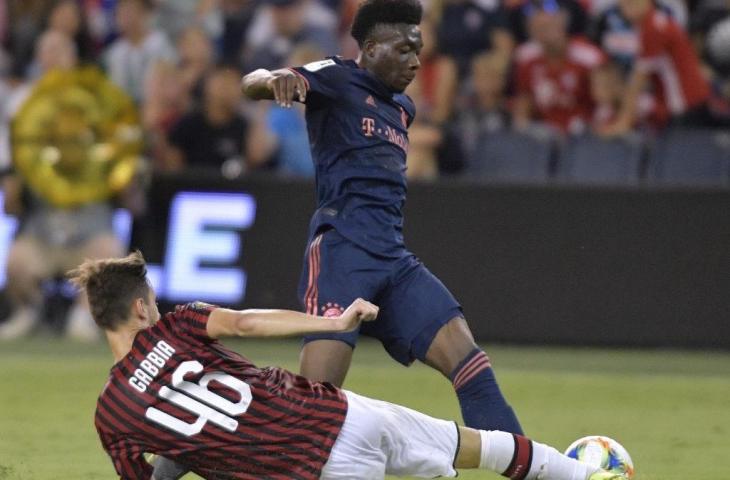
[242,0,523,435]
[74,252,624,480]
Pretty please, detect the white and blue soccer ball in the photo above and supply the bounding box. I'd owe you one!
[564,436,635,479]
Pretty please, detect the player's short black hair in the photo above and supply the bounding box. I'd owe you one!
[350,0,423,47]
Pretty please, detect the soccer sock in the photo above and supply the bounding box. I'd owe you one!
[450,348,523,434]
[478,430,600,480]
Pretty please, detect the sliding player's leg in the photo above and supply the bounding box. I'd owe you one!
[297,229,388,385]
[376,253,522,434]
[323,390,618,480]
[457,427,624,480]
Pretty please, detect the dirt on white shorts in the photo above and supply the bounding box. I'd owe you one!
[320,390,459,479]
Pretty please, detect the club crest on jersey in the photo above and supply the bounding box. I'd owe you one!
[321,302,344,317]
[400,107,408,128]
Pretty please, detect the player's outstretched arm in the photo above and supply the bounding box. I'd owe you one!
[206,298,378,339]
[241,68,307,107]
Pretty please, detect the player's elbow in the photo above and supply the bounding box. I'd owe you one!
[232,310,268,337]
[241,69,272,100]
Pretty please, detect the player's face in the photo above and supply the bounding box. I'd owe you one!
[368,24,423,93]
[145,288,160,325]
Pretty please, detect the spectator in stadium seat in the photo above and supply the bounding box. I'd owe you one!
[163,65,274,174]
[512,0,605,135]
[220,0,260,65]
[506,0,589,44]
[690,0,730,125]
[142,61,191,168]
[176,26,216,106]
[598,0,713,136]
[0,32,127,342]
[45,0,97,66]
[152,0,224,42]
[403,16,459,179]
[436,0,514,77]
[243,0,339,71]
[456,52,512,169]
[590,61,627,132]
[104,0,176,104]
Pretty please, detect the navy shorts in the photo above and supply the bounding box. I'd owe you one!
[297,229,462,365]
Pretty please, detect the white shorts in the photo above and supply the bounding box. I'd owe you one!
[320,390,459,479]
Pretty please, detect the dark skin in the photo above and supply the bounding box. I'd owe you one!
[242,23,478,385]
[241,23,423,105]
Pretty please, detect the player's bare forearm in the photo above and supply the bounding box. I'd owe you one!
[241,68,307,107]
[206,299,378,338]
[241,69,276,100]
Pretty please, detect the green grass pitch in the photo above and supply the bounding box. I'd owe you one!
[1,338,728,479]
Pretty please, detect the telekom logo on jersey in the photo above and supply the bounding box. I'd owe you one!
[361,117,409,154]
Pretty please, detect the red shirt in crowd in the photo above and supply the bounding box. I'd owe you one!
[515,38,605,133]
[636,7,710,116]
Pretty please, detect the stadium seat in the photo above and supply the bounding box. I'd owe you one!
[647,129,730,186]
[468,130,553,183]
[557,134,644,185]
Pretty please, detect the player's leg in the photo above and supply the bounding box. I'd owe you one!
[378,254,522,434]
[297,229,387,385]
[456,427,614,480]
[424,315,523,434]
[331,390,610,480]
[300,339,354,386]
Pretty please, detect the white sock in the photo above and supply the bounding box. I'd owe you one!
[478,430,600,480]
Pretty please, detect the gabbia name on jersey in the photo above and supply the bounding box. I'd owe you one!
[128,340,176,393]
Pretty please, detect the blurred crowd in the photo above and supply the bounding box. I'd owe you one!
[1,0,730,340]
[0,0,729,181]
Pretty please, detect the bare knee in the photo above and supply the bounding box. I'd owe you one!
[299,340,354,386]
[5,237,47,304]
[424,317,478,377]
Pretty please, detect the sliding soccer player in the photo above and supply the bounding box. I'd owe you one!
[74,252,624,480]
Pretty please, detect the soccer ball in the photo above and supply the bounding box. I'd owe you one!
[564,436,635,479]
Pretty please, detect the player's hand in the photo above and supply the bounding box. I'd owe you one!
[337,298,379,331]
[267,69,307,108]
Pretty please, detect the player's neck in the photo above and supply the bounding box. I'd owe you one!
[105,325,142,363]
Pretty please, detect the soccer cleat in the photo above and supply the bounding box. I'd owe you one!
[588,471,628,480]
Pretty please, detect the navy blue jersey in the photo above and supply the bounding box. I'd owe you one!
[290,57,416,258]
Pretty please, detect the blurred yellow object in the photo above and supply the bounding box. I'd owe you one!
[11,67,142,208]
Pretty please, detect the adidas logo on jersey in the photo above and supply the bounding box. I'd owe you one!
[366,95,377,108]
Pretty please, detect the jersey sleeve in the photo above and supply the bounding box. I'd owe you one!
[98,430,154,479]
[289,58,349,104]
[168,302,219,342]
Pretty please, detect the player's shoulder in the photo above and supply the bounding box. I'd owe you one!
[514,41,544,65]
[567,38,605,67]
[174,301,217,318]
[394,93,416,119]
[299,56,355,76]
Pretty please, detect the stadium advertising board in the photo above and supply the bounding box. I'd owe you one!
[1,175,729,348]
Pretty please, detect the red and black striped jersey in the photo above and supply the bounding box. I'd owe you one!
[95,302,348,480]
